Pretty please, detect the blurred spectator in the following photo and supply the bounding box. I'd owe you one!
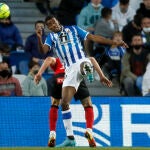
[142,60,150,96]
[130,0,142,11]
[95,7,116,39]
[35,0,54,15]
[77,0,103,56]
[0,43,10,63]
[101,0,119,8]
[136,0,150,17]
[24,20,52,65]
[77,0,103,32]
[94,7,117,62]
[103,31,126,81]
[22,60,47,96]
[120,34,149,96]
[112,0,136,31]
[56,0,85,25]
[141,16,150,48]
[24,0,52,15]
[0,15,23,51]
[122,13,143,45]
[0,61,22,96]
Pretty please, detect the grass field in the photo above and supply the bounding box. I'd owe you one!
[0,147,150,150]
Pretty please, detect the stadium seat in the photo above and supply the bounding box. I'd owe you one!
[9,51,31,75]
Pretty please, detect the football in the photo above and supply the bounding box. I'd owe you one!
[0,3,10,19]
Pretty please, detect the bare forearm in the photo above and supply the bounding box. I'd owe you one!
[89,57,104,78]
[37,37,44,53]
[37,36,49,54]
[87,34,116,45]
[38,59,50,75]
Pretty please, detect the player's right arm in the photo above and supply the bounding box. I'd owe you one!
[34,57,56,84]
[36,29,50,54]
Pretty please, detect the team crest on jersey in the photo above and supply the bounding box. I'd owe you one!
[58,30,70,45]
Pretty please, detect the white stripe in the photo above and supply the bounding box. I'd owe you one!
[69,27,79,62]
[72,27,86,59]
[63,29,74,66]
[62,109,71,114]
[73,126,110,146]
[53,33,66,64]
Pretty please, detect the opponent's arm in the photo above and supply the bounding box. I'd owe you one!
[89,57,112,87]
[34,57,56,84]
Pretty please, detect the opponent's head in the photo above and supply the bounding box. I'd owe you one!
[45,15,62,33]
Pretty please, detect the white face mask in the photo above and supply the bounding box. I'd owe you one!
[143,27,150,33]
[91,3,100,8]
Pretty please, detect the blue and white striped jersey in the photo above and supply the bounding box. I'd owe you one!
[44,25,89,67]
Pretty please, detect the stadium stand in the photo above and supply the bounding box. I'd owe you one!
[0,0,46,45]
[0,0,121,96]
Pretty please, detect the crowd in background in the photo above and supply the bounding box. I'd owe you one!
[0,0,150,96]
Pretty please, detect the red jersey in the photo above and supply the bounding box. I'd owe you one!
[50,58,65,75]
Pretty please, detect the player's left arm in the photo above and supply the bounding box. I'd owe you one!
[89,57,112,87]
[87,33,128,48]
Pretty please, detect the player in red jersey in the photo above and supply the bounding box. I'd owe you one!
[34,56,112,147]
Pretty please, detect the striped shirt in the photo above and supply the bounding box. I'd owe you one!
[45,25,89,67]
[0,77,22,96]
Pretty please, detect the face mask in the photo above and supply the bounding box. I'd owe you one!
[120,8,128,13]
[132,45,142,50]
[91,3,100,8]
[143,27,150,33]
[33,69,39,75]
[0,69,12,78]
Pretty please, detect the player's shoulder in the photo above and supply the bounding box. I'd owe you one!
[64,25,76,30]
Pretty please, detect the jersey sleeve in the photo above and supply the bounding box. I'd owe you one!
[44,33,53,48]
[74,25,89,40]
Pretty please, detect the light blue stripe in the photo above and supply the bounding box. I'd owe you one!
[61,44,69,67]
[52,34,64,61]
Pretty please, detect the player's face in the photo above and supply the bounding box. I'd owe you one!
[46,18,62,33]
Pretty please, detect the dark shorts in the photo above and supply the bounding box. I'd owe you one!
[48,73,90,100]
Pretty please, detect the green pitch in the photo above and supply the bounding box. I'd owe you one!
[0,147,150,150]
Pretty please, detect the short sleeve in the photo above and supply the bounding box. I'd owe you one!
[44,33,53,48]
[74,25,89,40]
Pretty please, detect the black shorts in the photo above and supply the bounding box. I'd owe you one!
[48,73,90,100]
[47,73,64,99]
[74,79,90,101]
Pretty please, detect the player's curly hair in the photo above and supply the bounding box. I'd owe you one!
[45,14,57,23]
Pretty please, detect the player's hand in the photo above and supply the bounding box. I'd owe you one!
[100,76,113,87]
[113,40,128,48]
[36,27,43,38]
[34,73,42,84]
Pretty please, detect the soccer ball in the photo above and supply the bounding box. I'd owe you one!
[0,3,10,19]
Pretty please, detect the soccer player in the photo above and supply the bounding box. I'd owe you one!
[37,15,127,147]
[34,56,112,147]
